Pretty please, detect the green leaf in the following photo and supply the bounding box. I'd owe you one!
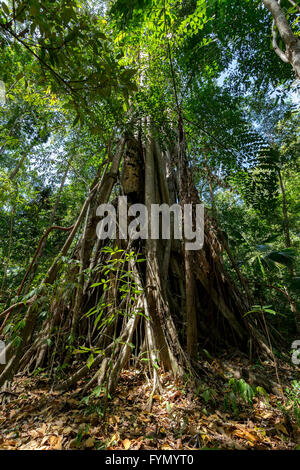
[291,277,300,292]
[263,308,276,315]
[265,250,295,268]
[72,114,80,127]
[2,2,9,15]
[87,353,94,369]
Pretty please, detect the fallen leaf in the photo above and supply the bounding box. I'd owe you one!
[122,438,131,450]
[161,444,173,450]
[84,437,95,448]
[275,424,289,436]
[233,429,258,443]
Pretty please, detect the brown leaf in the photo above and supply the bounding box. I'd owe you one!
[49,435,62,449]
[176,438,183,449]
[152,394,161,401]
[84,437,95,448]
[161,444,173,450]
[53,436,63,450]
[275,424,289,436]
[233,429,258,443]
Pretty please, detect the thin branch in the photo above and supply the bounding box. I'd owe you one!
[263,0,297,46]
[182,116,243,163]
[0,23,76,95]
[0,302,27,320]
[163,0,180,114]
[262,0,300,79]
[17,224,74,296]
[287,0,300,13]
[8,151,28,180]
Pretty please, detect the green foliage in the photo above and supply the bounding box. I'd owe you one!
[67,247,145,368]
[244,304,284,318]
[285,381,300,426]
[276,381,300,426]
[85,246,145,329]
[196,384,217,406]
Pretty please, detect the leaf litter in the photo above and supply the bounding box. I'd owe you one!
[0,355,299,450]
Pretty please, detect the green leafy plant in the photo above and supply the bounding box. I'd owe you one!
[224,378,256,415]
[285,380,300,426]
[244,304,285,318]
[196,384,217,406]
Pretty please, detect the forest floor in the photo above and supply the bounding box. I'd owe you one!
[0,354,299,450]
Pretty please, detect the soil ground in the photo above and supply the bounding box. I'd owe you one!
[0,355,299,450]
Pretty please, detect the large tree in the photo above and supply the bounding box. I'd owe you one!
[0,0,298,394]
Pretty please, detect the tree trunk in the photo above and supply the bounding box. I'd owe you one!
[278,169,291,248]
[1,130,271,393]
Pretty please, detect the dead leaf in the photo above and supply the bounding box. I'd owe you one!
[49,435,62,450]
[233,429,258,443]
[84,437,95,448]
[161,444,173,450]
[53,436,62,450]
[152,394,161,401]
[275,424,289,436]
[122,438,131,450]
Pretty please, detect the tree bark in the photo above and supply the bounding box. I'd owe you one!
[278,169,291,248]
[262,0,300,78]
[185,251,198,360]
